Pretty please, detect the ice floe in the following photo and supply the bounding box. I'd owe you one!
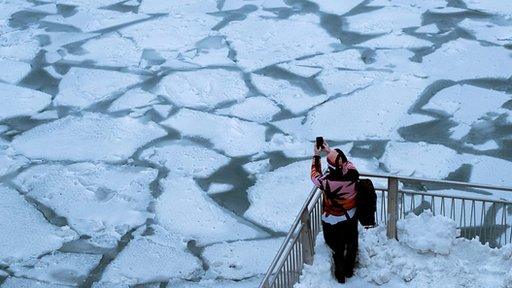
[64,33,142,67]
[310,0,363,15]
[0,139,29,177]
[207,183,235,195]
[359,33,433,49]
[0,83,52,121]
[108,88,158,112]
[1,277,71,288]
[221,0,287,10]
[161,109,266,157]
[10,252,102,286]
[156,177,266,245]
[423,84,510,140]
[54,67,142,109]
[469,155,512,187]
[243,158,271,175]
[139,0,217,14]
[202,237,284,279]
[415,24,440,34]
[14,163,158,248]
[0,28,41,60]
[459,18,512,46]
[273,77,431,141]
[317,69,390,96]
[221,13,337,71]
[251,74,328,114]
[12,113,166,162]
[140,142,230,178]
[216,96,280,123]
[286,49,366,71]
[120,14,217,52]
[265,134,312,158]
[423,39,512,81]
[244,160,312,232]
[0,185,77,265]
[159,69,248,109]
[464,0,512,16]
[101,225,202,285]
[346,6,421,34]
[0,58,31,83]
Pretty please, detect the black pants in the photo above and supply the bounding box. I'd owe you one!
[322,217,358,278]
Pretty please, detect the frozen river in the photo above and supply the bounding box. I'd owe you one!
[0,0,511,287]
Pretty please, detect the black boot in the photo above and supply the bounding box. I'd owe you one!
[335,270,346,284]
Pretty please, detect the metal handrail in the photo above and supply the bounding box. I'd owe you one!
[259,172,512,288]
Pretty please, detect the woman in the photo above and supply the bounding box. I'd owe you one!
[311,141,359,284]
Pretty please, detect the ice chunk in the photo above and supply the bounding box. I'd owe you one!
[31,110,59,120]
[108,88,158,112]
[161,109,266,157]
[288,49,366,71]
[0,185,77,265]
[101,225,202,284]
[207,183,235,195]
[469,155,512,187]
[273,78,430,141]
[43,8,149,32]
[251,75,328,114]
[398,212,458,255]
[0,139,29,177]
[64,33,142,67]
[244,160,311,232]
[423,39,512,81]
[243,158,271,175]
[12,113,166,162]
[10,252,102,286]
[265,134,312,158]
[140,142,230,178]
[381,141,462,179]
[368,49,426,77]
[14,163,158,248]
[120,14,217,52]
[0,58,31,83]
[0,83,52,121]
[465,140,499,151]
[159,69,248,109]
[346,6,421,34]
[415,24,440,34]
[309,0,363,15]
[156,177,266,245]
[221,13,337,71]
[0,28,41,60]
[54,67,142,109]
[423,84,510,139]
[360,33,433,49]
[216,97,280,123]
[202,237,284,279]
[316,69,390,96]
[459,19,512,46]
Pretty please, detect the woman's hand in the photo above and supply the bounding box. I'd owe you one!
[314,140,331,156]
[322,141,331,153]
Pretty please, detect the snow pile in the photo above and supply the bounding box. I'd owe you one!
[296,212,512,287]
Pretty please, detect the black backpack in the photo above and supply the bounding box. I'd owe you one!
[355,178,377,226]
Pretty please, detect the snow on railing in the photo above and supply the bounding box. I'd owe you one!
[259,173,512,288]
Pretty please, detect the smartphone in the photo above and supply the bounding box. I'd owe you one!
[316,136,324,149]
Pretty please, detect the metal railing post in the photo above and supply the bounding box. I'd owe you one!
[300,209,314,265]
[387,177,399,240]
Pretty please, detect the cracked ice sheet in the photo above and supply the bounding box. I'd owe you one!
[101,225,202,285]
[156,177,266,245]
[216,96,280,123]
[0,185,77,265]
[251,75,328,114]
[273,77,431,141]
[423,39,512,81]
[161,109,266,157]
[0,139,29,177]
[2,278,71,288]
[10,252,102,286]
[14,163,158,248]
[140,141,230,178]
[367,49,427,78]
[54,67,142,109]
[202,237,284,280]
[0,83,52,121]
[64,33,142,67]
[464,0,512,16]
[423,84,510,140]
[459,19,512,46]
[0,28,41,60]
[359,33,433,49]
[120,14,217,53]
[221,13,338,71]
[0,58,31,84]
[158,69,248,109]
[12,113,166,162]
[345,6,421,34]
[381,141,463,179]
[43,8,149,33]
